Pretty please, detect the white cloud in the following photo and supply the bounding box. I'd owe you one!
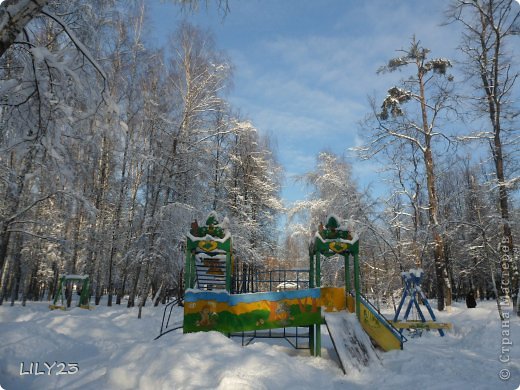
[221,1,468,202]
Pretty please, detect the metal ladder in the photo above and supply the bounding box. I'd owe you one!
[195,254,227,290]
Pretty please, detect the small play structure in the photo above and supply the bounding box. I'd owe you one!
[157,212,450,375]
[49,274,91,310]
[184,212,232,292]
[391,269,452,336]
[309,215,404,373]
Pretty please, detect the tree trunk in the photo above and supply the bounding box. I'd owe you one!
[137,282,150,319]
[472,0,517,313]
[418,59,451,311]
[9,238,22,306]
[0,224,11,284]
[127,264,141,308]
[0,257,10,305]
[107,125,130,307]
[116,272,127,305]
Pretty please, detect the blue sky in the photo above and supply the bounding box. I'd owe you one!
[147,0,476,206]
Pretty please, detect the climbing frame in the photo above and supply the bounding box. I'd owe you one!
[391,269,451,336]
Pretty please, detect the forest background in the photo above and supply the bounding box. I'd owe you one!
[0,0,518,318]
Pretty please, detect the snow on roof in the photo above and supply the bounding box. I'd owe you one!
[325,213,342,227]
[187,230,231,243]
[314,231,359,245]
[206,210,220,223]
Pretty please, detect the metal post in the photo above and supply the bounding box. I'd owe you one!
[316,252,321,288]
[393,278,409,322]
[184,249,191,289]
[309,252,315,289]
[309,251,315,355]
[226,252,232,292]
[190,252,196,289]
[354,252,361,319]
[315,252,321,356]
[345,253,351,293]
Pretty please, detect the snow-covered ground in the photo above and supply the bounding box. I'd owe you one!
[1,299,519,389]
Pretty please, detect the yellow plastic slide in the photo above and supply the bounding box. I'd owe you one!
[356,295,404,351]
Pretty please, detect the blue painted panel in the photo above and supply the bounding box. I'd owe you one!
[185,288,321,305]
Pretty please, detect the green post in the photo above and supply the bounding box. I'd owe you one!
[184,250,193,289]
[226,252,232,292]
[79,279,90,307]
[344,253,351,293]
[52,276,64,306]
[354,252,361,318]
[309,251,315,355]
[315,252,321,357]
[191,252,196,289]
[316,252,321,288]
[315,322,322,357]
[309,252,315,289]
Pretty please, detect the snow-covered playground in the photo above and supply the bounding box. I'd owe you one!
[1,299,518,389]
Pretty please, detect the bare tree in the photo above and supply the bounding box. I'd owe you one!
[446,0,519,312]
[358,37,455,311]
[0,0,230,59]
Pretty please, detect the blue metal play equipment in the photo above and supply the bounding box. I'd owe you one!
[391,269,451,336]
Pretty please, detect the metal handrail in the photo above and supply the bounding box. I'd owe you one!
[155,297,183,340]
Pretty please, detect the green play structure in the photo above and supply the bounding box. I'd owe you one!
[174,213,405,362]
[49,274,91,310]
[184,212,233,292]
[308,215,361,356]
